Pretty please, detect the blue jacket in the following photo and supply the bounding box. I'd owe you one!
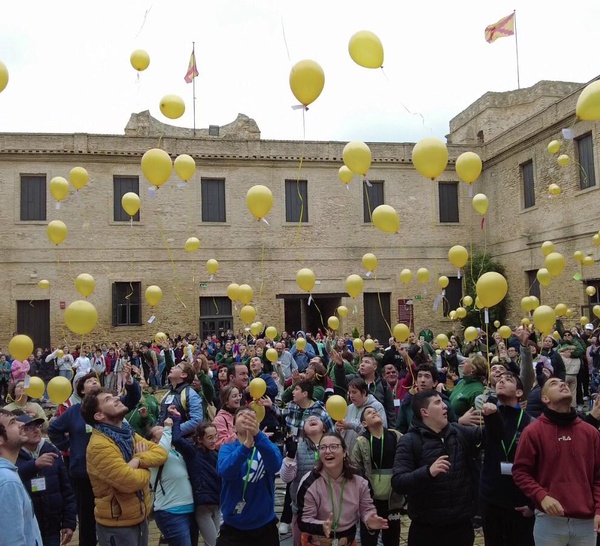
[16,440,77,538]
[48,381,141,478]
[157,382,203,437]
[171,417,221,506]
[218,432,282,530]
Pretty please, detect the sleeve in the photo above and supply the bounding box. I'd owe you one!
[254,430,283,474]
[297,475,328,536]
[159,426,173,451]
[58,455,77,531]
[16,457,38,481]
[214,413,237,448]
[218,441,254,480]
[45,350,58,363]
[391,434,433,495]
[0,481,29,544]
[350,438,365,469]
[121,380,142,411]
[512,427,548,505]
[263,374,279,400]
[520,345,535,399]
[382,385,395,426]
[180,389,203,437]
[593,433,600,515]
[199,372,215,405]
[396,405,409,434]
[171,418,197,459]
[318,407,335,433]
[281,384,295,405]
[133,433,168,469]
[48,409,71,452]
[279,457,298,484]
[482,411,504,445]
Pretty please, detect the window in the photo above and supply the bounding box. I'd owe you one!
[521,161,535,209]
[443,277,462,317]
[363,180,384,222]
[201,178,226,222]
[363,292,390,343]
[577,133,596,190]
[113,177,140,222]
[200,297,232,339]
[526,270,541,302]
[582,279,600,325]
[20,175,46,221]
[438,182,459,223]
[112,282,142,326]
[285,179,308,222]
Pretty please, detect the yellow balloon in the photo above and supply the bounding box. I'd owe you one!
[251,322,263,336]
[325,394,348,421]
[449,311,457,320]
[0,60,9,93]
[581,316,591,326]
[160,94,185,119]
[587,286,597,297]
[456,152,482,184]
[238,284,254,305]
[130,49,150,71]
[438,276,449,289]
[56,350,64,359]
[530,296,540,310]
[249,400,266,422]
[289,59,325,107]
[155,332,168,344]
[346,274,364,298]
[121,192,140,216]
[416,268,430,284]
[50,176,69,202]
[448,245,469,268]
[348,30,384,69]
[141,148,172,188]
[574,251,585,263]
[65,300,98,335]
[555,303,568,316]
[533,305,556,334]
[75,273,96,298]
[400,269,412,284]
[297,268,316,293]
[521,318,531,327]
[436,334,449,349]
[174,154,196,181]
[328,316,340,330]
[475,297,482,309]
[47,376,72,405]
[557,154,570,167]
[476,272,508,308]
[372,204,399,233]
[542,241,555,256]
[184,237,200,252]
[249,377,267,399]
[499,325,512,339]
[296,337,307,350]
[9,335,34,361]
[362,253,378,272]
[69,167,89,190]
[364,339,376,353]
[545,252,566,277]
[576,80,600,121]
[583,256,595,267]
[464,326,478,342]
[548,184,562,196]
[240,305,256,324]
[265,326,277,340]
[38,280,50,289]
[412,138,448,179]
[536,268,552,287]
[145,285,163,307]
[338,166,353,184]
[493,320,501,328]
[593,234,600,247]
[25,376,45,399]
[337,306,349,318]
[455,307,467,319]
[246,185,274,220]
[594,305,600,319]
[521,296,534,312]
[227,283,240,302]
[462,295,473,307]
[343,141,372,176]
[47,220,68,246]
[353,338,364,351]
[547,140,560,154]
[266,348,278,363]
[393,323,409,342]
[206,259,219,275]
[472,193,489,215]
[552,331,561,341]
[566,308,574,317]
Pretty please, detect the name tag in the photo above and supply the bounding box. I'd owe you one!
[394,399,400,407]
[164,394,175,405]
[500,462,513,475]
[85,424,93,434]
[31,477,46,492]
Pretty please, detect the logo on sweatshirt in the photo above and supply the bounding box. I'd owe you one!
[558,435,572,441]
[246,451,265,483]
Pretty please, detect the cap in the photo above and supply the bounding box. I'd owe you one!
[15,414,45,427]
[585,323,594,331]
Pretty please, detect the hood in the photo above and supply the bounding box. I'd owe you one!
[0,458,16,471]
[296,330,306,339]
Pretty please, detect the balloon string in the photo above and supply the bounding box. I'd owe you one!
[374,269,393,338]
[293,110,307,264]
[280,15,292,63]
[259,221,266,309]
[158,220,187,309]
[380,68,425,125]
[312,299,327,333]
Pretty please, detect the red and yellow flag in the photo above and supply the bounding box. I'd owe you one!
[484,12,515,43]
[184,50,199,83]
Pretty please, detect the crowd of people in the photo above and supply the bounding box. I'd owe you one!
[2,320,600,546]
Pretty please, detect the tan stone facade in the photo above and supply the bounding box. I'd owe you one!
[1,76,599,348]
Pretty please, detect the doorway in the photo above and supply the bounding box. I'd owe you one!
[17,300,50,350]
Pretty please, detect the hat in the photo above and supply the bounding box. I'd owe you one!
[585,323,594,331]
[537,355,554,375]
[15,414,45,427]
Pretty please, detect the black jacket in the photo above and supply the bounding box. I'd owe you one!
[391,419,482,525]
[16,441,77,538]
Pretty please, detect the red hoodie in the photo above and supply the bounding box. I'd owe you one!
[513,413,600,518]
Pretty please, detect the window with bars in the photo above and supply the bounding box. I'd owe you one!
[201,178,226,222]
[20,175,46,221]
[112,282,142,326]
[576,133,596,190]
[521,161,535,209]
[114,177,140,222]
[443,277,462,316]
[363,181,384,223]
[285,179,308,222]
[200,297,233,339]
[438,182,459,223]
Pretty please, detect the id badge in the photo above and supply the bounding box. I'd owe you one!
[393,399,400,407]
[85,424,93,434]
[500,462,513,475]
[164,394,175,405]
[234,501,246,514]
[31,477,46,492]
[332,539,339,546]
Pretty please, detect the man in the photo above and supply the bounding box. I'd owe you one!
[290,331,316,372]
[273,341,298,383]
[217,407,283,546]
[541,335,566,380]
[81,390,167,546]
[284,381,335,439]
[228,362,250,395]
[48,365,141,546]
[558,331,584,410]
[382,364,404,419]
[381,340,406,373]
[140,342,159,388]
[0,409,43,546]
[16,413,77,546]
[248,356,281,440]
[480,372,535,546]
[513,377,600,546]
[407,332,431,365]
[392,390,486,546]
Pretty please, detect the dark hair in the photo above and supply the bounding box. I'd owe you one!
[500,371,525,397]
[359,405,380,423]
[76,372,98,398]
[228,363,247,380]
[80,389,109,426]
[411,389,441,421]
[233,406,256,423]
[309,362,328,388]
[178,362,196,385]
[0,408,15,441]
[348,377,368,395]
[220,384,239,408]
[8,380,27,403]
[295,380,314,400]
[417,364,440,384]
[193,421,217,445]
[313,432,357,480]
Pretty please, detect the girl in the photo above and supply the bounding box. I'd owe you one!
[114,348,128,394]
[212,385,242,448]
[4,380,47,430]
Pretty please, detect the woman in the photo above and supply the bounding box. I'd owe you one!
[283,360,331,403]
[297,432,388,546]
[449,355,487,417]
[47,346,75,380]
[213,385,242,448]
[4,380,48,430]
[148,417,196,546]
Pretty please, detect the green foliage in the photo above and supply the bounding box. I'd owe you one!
[351,327,361,339]
[462,252,508,329]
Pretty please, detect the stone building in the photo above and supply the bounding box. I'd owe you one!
[0,77,598,349]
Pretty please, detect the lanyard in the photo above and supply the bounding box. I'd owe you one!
[241,447,256,501]
[327,476,346,534]
[501,409,524,461]
[370,433,384,470]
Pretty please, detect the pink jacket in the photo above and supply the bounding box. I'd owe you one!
[11,360,30,382]
[213,409,237,449]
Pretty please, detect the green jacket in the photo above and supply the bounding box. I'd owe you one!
[449,376,485,417]
[125,391,160,436]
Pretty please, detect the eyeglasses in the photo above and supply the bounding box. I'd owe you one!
[24,423,42,430]
[318,444,343,453]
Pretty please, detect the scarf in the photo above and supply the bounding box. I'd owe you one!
[96,421,135,462]
[543,406,577,426]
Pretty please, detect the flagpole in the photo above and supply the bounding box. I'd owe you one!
[192,42,197,137]
[513,10,521,89]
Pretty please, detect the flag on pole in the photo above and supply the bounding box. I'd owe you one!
[184,49,199,83]
[484,12,515,43]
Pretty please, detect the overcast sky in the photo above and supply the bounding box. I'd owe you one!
[0,0,598,143]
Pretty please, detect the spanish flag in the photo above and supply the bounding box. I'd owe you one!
[184,49,199,83]
[485,12,515,43]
